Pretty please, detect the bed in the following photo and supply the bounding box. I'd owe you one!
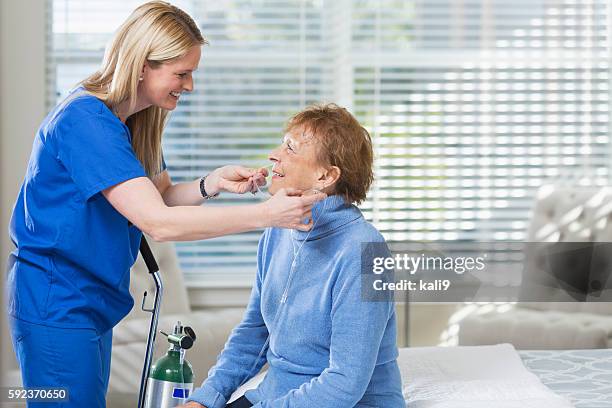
[397,345,612,408]
[520,349,612,408]
[229,345,612,407]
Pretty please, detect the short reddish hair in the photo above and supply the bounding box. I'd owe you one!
[285,103,374,204]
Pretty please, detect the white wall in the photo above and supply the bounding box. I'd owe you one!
[0,0,47,381]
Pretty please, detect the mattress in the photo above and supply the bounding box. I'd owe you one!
[520,349,612,408]
[233,348,612,407]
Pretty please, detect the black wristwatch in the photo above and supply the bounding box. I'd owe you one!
[199,175,219,199]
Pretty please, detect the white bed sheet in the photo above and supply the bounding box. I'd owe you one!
[398,344,573,408]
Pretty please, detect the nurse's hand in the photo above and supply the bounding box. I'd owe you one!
[206,165,267,195]
[176,402,205,408]
[262,188,326,231]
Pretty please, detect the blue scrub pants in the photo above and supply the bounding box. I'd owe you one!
[9,317,113,408]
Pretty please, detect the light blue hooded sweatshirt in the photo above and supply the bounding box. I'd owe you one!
[188,195,404,407]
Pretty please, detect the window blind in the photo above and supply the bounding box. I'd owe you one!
[48,0,611,286]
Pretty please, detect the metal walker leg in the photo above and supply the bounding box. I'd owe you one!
[137,237,164,408]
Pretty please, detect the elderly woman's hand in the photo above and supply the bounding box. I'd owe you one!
[206,165,268,195]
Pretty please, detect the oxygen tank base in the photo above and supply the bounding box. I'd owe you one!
[145,377,193,408]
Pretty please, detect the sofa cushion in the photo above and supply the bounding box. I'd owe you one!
[521,302,612,315]
[457,307,612,349]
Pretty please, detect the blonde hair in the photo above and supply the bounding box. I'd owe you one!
[81,1,206,177]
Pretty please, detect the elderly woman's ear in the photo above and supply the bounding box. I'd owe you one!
[317,165,341,193]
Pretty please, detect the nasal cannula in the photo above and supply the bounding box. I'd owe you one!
[250,163,274,196]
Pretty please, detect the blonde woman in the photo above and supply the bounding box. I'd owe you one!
[6,2,322,407]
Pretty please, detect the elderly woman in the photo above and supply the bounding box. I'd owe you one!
[183,104,405,408]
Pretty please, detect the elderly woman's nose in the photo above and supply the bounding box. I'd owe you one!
[268,147,281,161]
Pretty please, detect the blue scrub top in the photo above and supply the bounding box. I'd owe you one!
[7,90,153,333]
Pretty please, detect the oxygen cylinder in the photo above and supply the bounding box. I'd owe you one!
[144,321,197,408]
